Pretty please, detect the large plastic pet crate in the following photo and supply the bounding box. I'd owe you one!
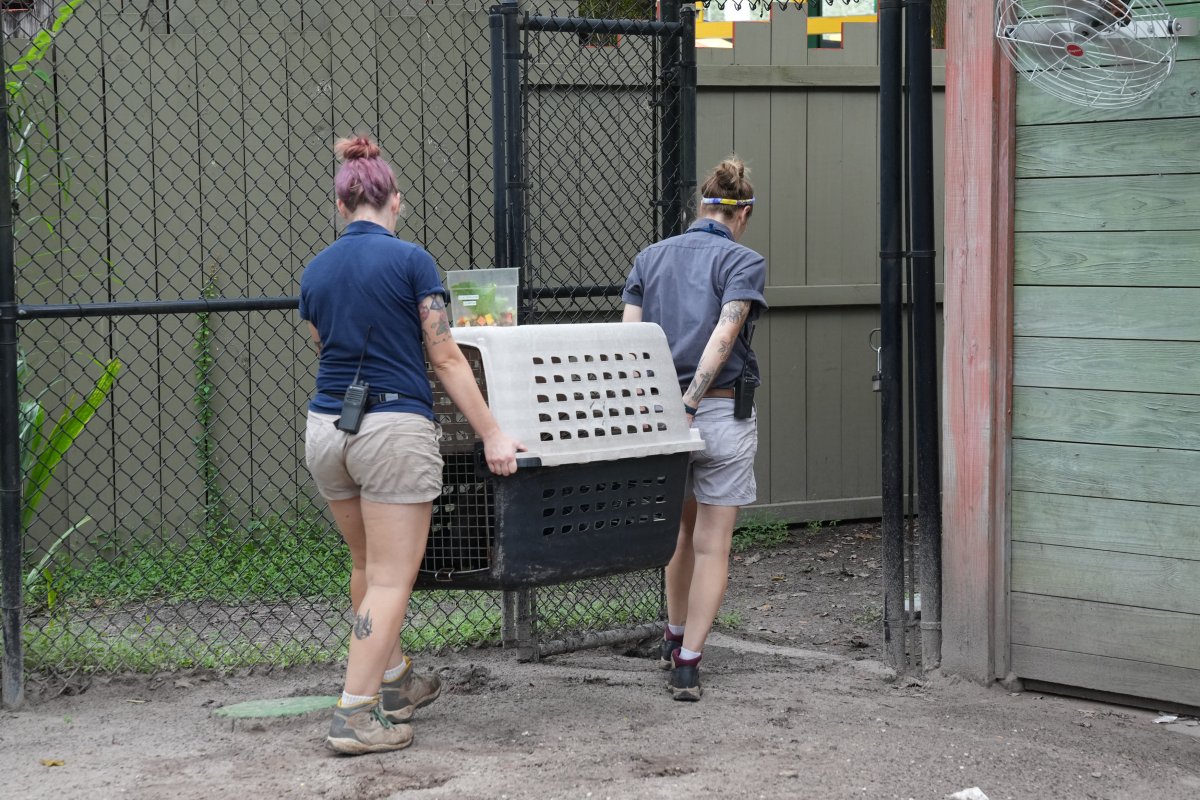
[418,322,704,589]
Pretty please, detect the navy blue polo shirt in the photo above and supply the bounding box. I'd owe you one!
[622,218,767,390]
[299,221,449,420]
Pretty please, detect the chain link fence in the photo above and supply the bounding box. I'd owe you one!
[0,0,739,700]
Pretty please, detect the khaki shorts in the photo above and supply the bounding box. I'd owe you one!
[686,398,757,507]
[305,410,443,504]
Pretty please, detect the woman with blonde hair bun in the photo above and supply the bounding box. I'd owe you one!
[300,134,524,753]
[622,156,767,701]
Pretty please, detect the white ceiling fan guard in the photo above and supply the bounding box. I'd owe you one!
[995,0,1197,109]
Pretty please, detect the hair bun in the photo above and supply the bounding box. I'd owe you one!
[334,135,381,161]
[718,158,746,183]
[698,154,754,212]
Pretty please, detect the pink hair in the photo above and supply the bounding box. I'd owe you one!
[333,135,398,212]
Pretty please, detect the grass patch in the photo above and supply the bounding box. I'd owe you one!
[405,591,503,650]
[21,515,666,672]
[852,603,883,628]
[25,509,349,611]
[24,623,348,674]
[715,611,743,629]
[731,512,791,553]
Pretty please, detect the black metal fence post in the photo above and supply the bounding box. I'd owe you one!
[905,0,942,671]
[0,27,25,709]
[501,0,527,319]
[878,0,908,674]
[678,2,697,229]
[659,0,681,240]
[490,6,509,272]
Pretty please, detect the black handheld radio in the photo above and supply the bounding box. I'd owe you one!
[335,326,373,434]
[733,323,756,420]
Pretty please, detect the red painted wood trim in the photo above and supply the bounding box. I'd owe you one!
[941,2,1015,683]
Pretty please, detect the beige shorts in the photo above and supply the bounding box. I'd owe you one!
[305,410,443,504]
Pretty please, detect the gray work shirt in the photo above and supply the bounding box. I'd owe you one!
[622,218,768,391]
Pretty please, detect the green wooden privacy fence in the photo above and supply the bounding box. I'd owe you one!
[1009,0,1200,708]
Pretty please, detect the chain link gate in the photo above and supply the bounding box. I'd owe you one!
[489,0,696,659]
[0,0,696,705]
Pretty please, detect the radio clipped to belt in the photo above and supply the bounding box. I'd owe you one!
[335,326,372,434]
[733,323,756,420]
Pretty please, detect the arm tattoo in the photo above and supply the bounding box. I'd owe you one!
[421,296,452,341]
[352,609,374,640]
[687,369,716,403]
[719,300,751,326]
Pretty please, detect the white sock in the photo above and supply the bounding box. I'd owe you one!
[666,623,685,637]
[339,691,376,708]
[383,656,411,683]
[678,647,702,661]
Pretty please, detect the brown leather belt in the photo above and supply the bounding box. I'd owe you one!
[703,387,735,399]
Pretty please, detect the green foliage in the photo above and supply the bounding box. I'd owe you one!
[18,349,120,614]
[403,602,503,651]
[193,278,225,534]
[731,512,790,553]
[4,0,87,100]
[715,610,743,629]
[7,1,89,253]
[24,509,347,610]
[20,355,121,530]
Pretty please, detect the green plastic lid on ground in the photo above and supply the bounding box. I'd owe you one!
[213,696,338,719]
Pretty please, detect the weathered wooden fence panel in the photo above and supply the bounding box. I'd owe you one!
[1010,0,1200,706]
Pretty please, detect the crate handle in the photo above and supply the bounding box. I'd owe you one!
[473,442,542,475]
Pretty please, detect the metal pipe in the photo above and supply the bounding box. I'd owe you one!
[905,0,943,670]
[537,621,661,659]
[17,296,299,319]
[489,8,508,271]
[679,2,698,228]
[0,26,25,708]
[878,0,907,674]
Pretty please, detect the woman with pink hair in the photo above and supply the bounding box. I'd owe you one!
[300,135,523,754]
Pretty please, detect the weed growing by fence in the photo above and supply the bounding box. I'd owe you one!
[731,512,790,553]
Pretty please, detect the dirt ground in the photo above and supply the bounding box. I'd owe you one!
[3,522,1199,800]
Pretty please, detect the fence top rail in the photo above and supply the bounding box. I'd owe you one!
[519,16,683,36]
[16,297,300,320]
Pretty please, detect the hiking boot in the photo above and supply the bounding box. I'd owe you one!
[380,657,442,724]
[326,697,414,755]
[658,637,682,670]
[669,654,702,701]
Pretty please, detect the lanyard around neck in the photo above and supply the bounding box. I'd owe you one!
[687,221,732,241]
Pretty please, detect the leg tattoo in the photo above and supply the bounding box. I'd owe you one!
[353,609,374,640]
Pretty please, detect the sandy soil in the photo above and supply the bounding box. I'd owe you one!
[3,523,1199,800]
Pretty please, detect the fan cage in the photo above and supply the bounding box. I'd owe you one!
[996,0,1178,109]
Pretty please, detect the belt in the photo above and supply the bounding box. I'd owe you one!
[321,391,407,405]
[680,387,735,399]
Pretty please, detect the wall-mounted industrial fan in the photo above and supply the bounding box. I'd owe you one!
[996,1,1199,109]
